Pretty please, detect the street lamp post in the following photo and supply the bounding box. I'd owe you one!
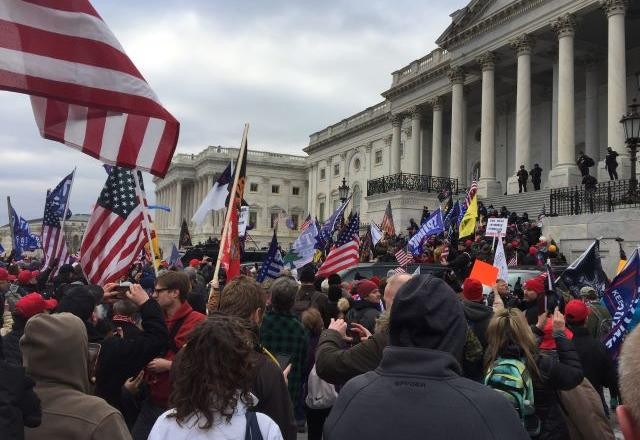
[620,99,640,196]
[338,177,350,203]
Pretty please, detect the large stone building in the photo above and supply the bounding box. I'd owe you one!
[304,0,639,229]
[153,146,308,255]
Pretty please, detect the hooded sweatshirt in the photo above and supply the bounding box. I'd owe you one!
[21,313,131,440]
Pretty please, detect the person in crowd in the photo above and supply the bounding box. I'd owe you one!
[183,266,207,314]
[484,307,583,440]
[577,151,594,176]
[617,325,640,440]
[518,276,546,325]
[460,278,493,381]
[22,312,131,439]
[324,275,529,439]
[0,334,41,440]
[217,275,296,440]
[564,299,618,415]
[3,292,57,365]
[325,274,345,321]
[492,278,518,308]
[605,147,619,180]
[477,201,488,220]
[148,313,283,440]
[94,283,168,418]
[579,286,612,340]
[293,264,329,326]
[530,163,543,191]
[55,285,104,343]
[260,276,309,433]
[446,242,472,283]
[131,271,206,440]
[346,279,381,333]
[517,165,529,193]
[315,273,411,385]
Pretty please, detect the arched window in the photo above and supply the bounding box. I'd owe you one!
[352,184,361,214]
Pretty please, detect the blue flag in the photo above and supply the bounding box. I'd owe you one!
[408,209,444,256]
[8,202,40,258]
[318,196,351,248]
[168,243,183,268]
[603,248,640,359]
[560,240,609,298]
[257,231,284,282]
[0,243,4,254]
[443,201,460,231]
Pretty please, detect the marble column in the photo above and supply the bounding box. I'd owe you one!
[205,175,214,233]
[449,67,465,183]
[175,180,182,228]
[604,0,627,156]
[477,52,501,196]
[390,114,403,174]
[507,34,534,193]
[168,184,174,228]
[584,58,600,162]
[431,97,443,177]
[551,54,559,169]
[409,107,422,175]
[549,14,581,187]
[158,188,164,228]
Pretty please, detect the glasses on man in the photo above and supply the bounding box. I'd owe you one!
[153,287,171,294]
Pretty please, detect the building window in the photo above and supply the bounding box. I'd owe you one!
[250,183,258,192]
[270,212,279,229]
[375,150,383,165]
[354,158,361,171]
[249,210,258,228]
[292,187,300,196]
[271,185,280,194]
[290,214,299,229]
[333,163,340,176]
[319,202,325,222]
[320,168,326,180]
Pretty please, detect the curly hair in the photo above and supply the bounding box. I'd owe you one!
[169,313,257,429]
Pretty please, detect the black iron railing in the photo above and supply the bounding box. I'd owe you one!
[549,179,640,216]
[367,173,459,196]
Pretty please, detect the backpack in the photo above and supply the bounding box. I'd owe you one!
[305,364,337,409]
[588,304,612,341]
[484,358,540,436]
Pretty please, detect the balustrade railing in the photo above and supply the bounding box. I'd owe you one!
[367,173,459,196]
[549,179,640,216]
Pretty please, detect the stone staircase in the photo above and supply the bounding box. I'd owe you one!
[480,189,550,218]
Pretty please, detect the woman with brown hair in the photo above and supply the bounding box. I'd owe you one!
[148,313,283,440]
[484,308,583,440]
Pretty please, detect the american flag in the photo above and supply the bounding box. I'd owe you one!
[256,230,284,282]
[300,215,312,232]
[80,167,147,285]
[393,267,407,274]
[380,201,395,236]
[317,213,360,278]
[508,253,518,267]
[440,242,450,264]
[0,1,179,177]
[395,248,414,267]
[465,181,478,208]
[41,171,75,272]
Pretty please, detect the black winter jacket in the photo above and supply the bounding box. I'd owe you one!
[94,299,168,412]
[462,300,492,348]
[567,325,618,399]
[2,326,24,366]
[0,359,41,440]
[324,346,529,440]
[346,300,380,333]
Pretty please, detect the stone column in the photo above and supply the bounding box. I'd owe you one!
[584,58,600,162]
[477,52,501,196]
[431,97,443,177]
[549,14,581,187]
[603,0,629,177]
[449,67,465,183]
[390,114,403,174]
[508,35,535,194]
[166,185,172,228]
[409,107,422,175]
[205,175,214,233]
[175,179,182,228]
[551,54,559,169]
[157,188,163,228]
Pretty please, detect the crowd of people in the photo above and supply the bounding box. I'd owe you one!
[0,221,637,439]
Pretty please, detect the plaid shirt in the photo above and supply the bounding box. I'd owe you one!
[260,310,309,405]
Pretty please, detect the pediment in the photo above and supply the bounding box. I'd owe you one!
[436,0,527,48]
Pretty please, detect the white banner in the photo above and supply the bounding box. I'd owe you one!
[485,217,508,237]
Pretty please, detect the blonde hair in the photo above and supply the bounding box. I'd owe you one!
[301,308,324,335]
[484,308,540,380]
[620,326,640,423]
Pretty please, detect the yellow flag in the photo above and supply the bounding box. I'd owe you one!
[459,195,478,238]
[616,259,627,275]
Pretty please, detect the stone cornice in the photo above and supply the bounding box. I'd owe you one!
[381,62,451,100]
[304,112,390,153]
[436,0,547,50]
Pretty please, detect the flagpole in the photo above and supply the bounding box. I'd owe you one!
[53,168,76,265]
[6,196,15,257]
[134,170,159,278]
[211,123,249,300]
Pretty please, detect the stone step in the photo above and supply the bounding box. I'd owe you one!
[480,189,550,218]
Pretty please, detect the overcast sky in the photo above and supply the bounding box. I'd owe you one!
[0,0,467,225]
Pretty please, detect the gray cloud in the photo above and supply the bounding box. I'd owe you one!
[0,0,466,224]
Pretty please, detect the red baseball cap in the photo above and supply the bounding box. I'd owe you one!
[189,258,200,267]
[15,293,58,319]
[524,276,545,295]
[463,278,484,302]
[17,270,34,284]
[565,300,589,324]
[0,268,16,282]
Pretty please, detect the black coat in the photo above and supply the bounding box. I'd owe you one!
[517,169,529,183]
[94,299,168,412]
[0,360,41,440]
[530,166,543,182]
[2,327,24,366]
[462,300,492,348]
[324,346,529,439]
[567,325,618,399]
[346,300,380,333]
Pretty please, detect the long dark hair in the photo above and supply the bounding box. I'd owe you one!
[169,313,256,429]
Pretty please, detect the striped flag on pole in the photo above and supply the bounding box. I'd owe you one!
[395,248,414,267]
[300,215,312,232]
[317,214,360,278]
[380,201,395,236]
[41,170,75,271]
[0,0,179,177]
[465,181,478,208]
